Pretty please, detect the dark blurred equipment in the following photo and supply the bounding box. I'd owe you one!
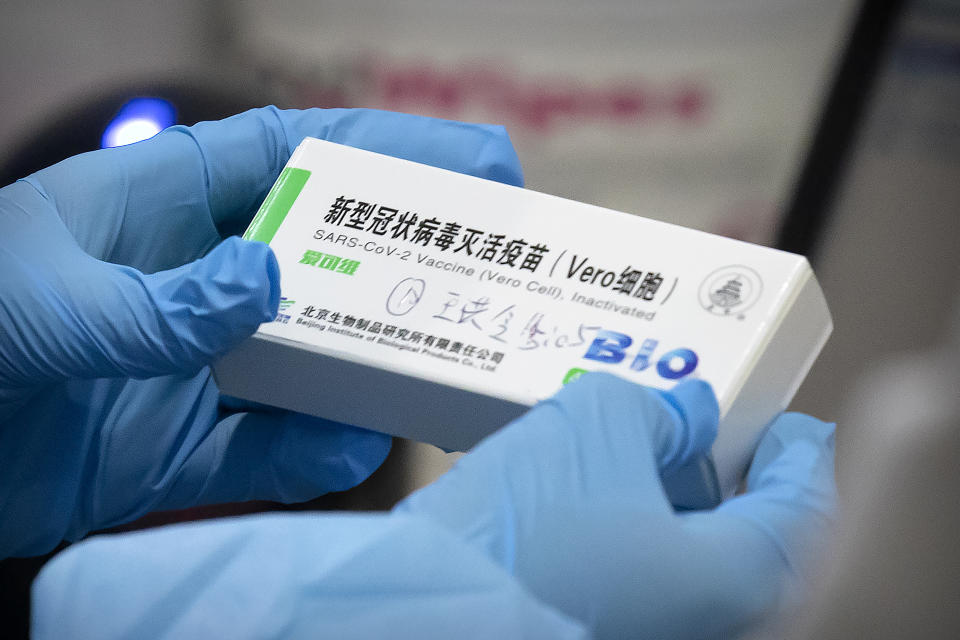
[776,0,907,258]
[0,79,269,187]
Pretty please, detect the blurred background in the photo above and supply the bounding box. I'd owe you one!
[2,0,959,636]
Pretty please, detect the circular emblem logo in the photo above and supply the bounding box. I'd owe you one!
[698,265,763,318]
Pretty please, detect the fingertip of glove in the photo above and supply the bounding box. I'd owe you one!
[767,412,836,450]
[206,236,280,324]
[669,379,719,421]
[746,412,837,495]
[338,419,394,471]
[658,379,720,457]
[285,415,393,493]
[475,124,524,187]
[259,241,282,319]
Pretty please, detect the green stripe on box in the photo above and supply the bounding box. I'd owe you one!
[243,167,311,244]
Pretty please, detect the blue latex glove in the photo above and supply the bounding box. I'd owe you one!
[31,374,834,639]
[398,373,837,638]
[0,107,524,558]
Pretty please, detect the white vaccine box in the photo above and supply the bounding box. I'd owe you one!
[213,138,832,497]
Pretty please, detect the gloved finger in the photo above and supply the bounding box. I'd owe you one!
[153,410,392,510]
[26,107,525,261]
[711,412,837,579]
[653,378,721,472]
[192,107,525,236]
[671,413,837,627]
[397,373,718,563]
[509,374,718,503]
[0,235,277,387]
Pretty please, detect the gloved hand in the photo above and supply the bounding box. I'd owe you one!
[397,373,837,638]
[0,107,524,558]
[31,373,834,639]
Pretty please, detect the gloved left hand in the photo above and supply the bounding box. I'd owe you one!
[0,106,524,558]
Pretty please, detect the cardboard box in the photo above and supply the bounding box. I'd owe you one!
[213,138,832,499]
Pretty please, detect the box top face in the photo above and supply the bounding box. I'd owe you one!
[245,138,817,412]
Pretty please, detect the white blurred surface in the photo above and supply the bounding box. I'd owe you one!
[234,0,856,242]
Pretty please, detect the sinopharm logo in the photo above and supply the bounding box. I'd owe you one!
[698,265,763,319]
[244,167,312,244]
[274,297,296,325]
[298,250,360,275]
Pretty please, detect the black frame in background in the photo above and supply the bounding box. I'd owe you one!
[776,0,907,259]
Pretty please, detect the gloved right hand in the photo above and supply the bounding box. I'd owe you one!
[0,107,524,558]
[397,373,837,638]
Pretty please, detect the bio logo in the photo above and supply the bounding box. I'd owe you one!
[582,330,698,379]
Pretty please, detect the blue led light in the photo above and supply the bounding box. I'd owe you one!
[101,97,177,148]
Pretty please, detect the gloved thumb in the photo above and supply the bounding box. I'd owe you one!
[712,413,837,578]
[0,236,278,387]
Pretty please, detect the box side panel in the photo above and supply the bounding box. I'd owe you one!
[213,335,531,452]
[713,273,833,494]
